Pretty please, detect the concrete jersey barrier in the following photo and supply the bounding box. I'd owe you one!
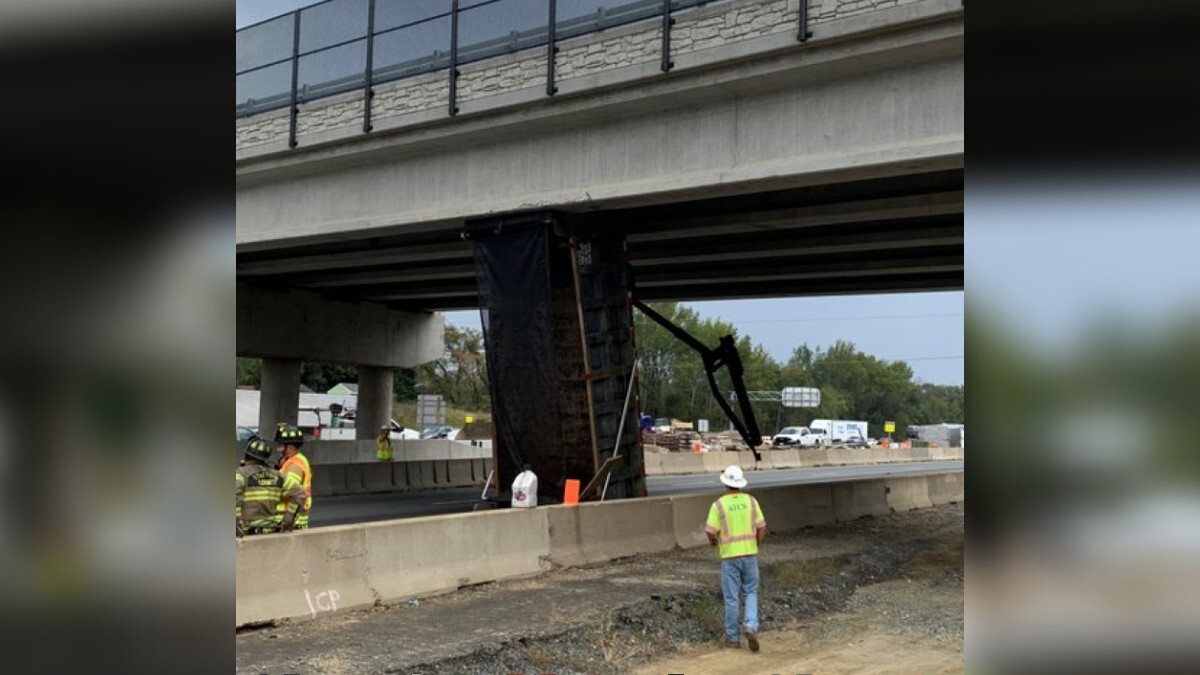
[236,470,964,626]
[307,439,491,465]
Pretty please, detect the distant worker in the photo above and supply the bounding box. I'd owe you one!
[275,424,313,530]
[704,465,767,651]
[376,425,393,461]
[236,437,304,536]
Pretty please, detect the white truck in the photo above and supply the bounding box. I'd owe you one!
[771,426,825,447]
[809,419,870,445]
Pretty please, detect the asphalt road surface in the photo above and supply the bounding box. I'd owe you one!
[309,460,963,528]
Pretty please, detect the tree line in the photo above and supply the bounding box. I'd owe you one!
[236,303,963,437]
[634,303,963,438]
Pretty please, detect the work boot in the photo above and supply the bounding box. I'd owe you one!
[723,639,740,649]
[743,628,760,652]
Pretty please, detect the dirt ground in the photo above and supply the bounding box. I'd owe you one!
[237,503,963,674]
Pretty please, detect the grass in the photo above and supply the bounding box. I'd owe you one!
[765,557,842,590]
[391,402,490,429]
[678,593,726,637]
[916,541,963,570]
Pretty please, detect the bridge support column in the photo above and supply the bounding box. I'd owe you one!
[468,212,645,503]
[259,358,300,436]
[355,366,393,440]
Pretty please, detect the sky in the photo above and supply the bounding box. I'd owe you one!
[237,0,315,28]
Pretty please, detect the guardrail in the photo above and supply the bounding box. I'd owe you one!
[237,0,813,146]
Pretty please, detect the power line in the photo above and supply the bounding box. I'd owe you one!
[814,355,963,365]
[725,313,964,324]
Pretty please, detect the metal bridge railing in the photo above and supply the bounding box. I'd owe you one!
[237,0,813,148]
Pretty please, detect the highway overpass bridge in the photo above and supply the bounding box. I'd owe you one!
[236,0,963,501]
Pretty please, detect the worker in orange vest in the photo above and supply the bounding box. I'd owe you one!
[274,423,313,530]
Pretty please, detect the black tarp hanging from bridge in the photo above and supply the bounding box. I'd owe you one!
[469,214,561,500]
[467,212,646,503]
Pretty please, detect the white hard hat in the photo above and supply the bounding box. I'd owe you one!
[720,464,748,489]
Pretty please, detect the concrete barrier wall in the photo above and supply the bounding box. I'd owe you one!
[237,470,963,626]
[236,524,374,626]
[925,471,965,503]
[307,443,960,494]
[366,508,551,602]
[658,453,706,475]
[702,451,735,473]
[308,440,491,465]
[310,458,491,497]
[799,448,829,466]
[772,449,801,469]
[643,452,664,475]
[236,508,550,627]
[547,498,675,567]
[885,474,933,511]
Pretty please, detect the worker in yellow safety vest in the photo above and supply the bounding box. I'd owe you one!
[704,464,767,652]
[275,423,313,530]
[237,437,304,536]
[376,425,393,461]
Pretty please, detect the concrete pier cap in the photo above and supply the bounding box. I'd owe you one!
[236,282,444,368]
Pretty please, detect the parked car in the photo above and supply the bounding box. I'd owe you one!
[237,425,256,444]
[420,425,460,440]
[844,430,870,448]
[772,426,824,447]
[236,425,261,463]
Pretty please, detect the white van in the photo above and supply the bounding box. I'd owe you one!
[809,419,869,445]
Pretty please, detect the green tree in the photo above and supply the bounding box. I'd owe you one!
[236,357,261,388]
[418,325,490,410]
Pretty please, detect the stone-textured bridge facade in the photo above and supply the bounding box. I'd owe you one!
[237,0,938,155]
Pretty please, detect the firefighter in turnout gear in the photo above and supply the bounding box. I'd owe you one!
[237,437,304,536]
[275,423,313,530]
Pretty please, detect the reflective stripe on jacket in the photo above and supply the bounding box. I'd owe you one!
[237,464,285,531]
[704,492,766,559]
[277,452,312,515]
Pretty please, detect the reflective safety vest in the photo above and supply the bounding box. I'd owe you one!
[376,436,393,461]
[277,452,312,517]
[704,492,766,559]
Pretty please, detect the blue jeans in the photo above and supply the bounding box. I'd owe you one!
[720,555,759,641]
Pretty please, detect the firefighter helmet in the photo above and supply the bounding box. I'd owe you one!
[244,436,275,463]
[275,423,304,446]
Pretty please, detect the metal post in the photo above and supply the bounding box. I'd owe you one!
[546,0,558,96]
[288,11,301,148]
[660,0,674,72]
[601,359,639,501]
[363,0,376,133]
[798,0,812,43]
[449,0,460,116]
